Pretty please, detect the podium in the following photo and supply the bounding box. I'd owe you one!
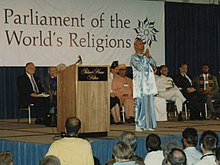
[57,64,110,135]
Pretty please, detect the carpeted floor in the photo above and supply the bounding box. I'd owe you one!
[0,118,219,144]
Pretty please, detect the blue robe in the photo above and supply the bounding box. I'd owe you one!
[130,53,157,129]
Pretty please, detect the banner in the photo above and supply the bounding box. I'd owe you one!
[0,0,164,66]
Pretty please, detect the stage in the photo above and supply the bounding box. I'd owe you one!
[0,119,220,165]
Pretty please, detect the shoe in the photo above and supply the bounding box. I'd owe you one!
[135,126,143,132]
[147,128,155,132]
[35,118,42,124]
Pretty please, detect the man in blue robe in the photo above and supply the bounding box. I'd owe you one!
[130,38,157,131]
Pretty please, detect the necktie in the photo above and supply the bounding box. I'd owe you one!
[31,76,39,93]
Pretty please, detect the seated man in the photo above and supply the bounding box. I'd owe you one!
[46,116,94,165]
[110,61,121,124]
[173,64,201,120]
[182,128,202,165]
[165,148,187,165]
[17,62,50,124]
[156,65,186,121]
[112,64,134,123]
[0,151,13,165]
[194,64,219,119]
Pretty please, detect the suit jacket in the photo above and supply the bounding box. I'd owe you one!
[173,73,193,96]
[17,73,45,107]
[194,73,219,94]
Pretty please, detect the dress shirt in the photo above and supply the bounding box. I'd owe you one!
[183,147,202,165]
[144,150,164,165]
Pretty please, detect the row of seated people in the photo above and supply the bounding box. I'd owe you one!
[2,116,220,165]
[110,61,220,123]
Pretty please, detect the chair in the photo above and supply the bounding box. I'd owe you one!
[166,100,189,120]
[17,104,34,124]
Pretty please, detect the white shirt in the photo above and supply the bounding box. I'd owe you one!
[183,147,202,165]
[156,75,178,92]
[144,150,164,165]
[194,152,217,165]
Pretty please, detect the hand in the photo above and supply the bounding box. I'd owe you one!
[187,87,196,93]
[144,48,151,58]
[30,93,38,97]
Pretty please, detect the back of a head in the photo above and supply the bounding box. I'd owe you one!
[120,131,137,151]
[65,116,81,136]
[182,127,198,146]
[163,140,182,159]
[112,141,133,160]
[39,155,61,165]
[199,130,218,147]
[146,133,161,152]
[0,151,13,165]
[200,134,217,151]
[166,148,186,165]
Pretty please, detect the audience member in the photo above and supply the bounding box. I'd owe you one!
[112,64,134,123]
[156,65,186,121]
[215,147,220,165]
[165,148,187,165]
[182,127,202,165]
[112,141,136,165]
[174,64,201,120]
[46,116,94,165]
[144,133,164,165]
[39,155,61,165]
[17,62,50,124]
[153,67,167,121]
[162,140,182,163]
[110,61,122,124]
[194,64,219,119]
[195,130,217,165]
[0,151,13,165]
[130,38,157,131]
[105,132,144,165]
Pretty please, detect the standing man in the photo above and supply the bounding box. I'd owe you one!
[130,38,157,131]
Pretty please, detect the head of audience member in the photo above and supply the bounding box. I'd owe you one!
[199,130,218,147]
[112,141,133,162]
[201,64,210,74]
[215,147,220,165]
[25,62,36,76]
[118,64,127,77]
[199,133,217,154]
[162,140,182,159]
[0,151,13,165]
[110,61,119,75]
[165,148,187,165]
[179,64,188,75]
[160,65,169,77]
[120,131,137,152]
[39,155,61,165]
[182,127,198,148]
[146,133,161,152]
[48,66,58,78]
[134,38,144,54]
[65,116,81,137]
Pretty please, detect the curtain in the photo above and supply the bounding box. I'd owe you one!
[165,2,220,77]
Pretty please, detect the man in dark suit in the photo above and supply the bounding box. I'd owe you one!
[173,63,201,120]
[17,62,50,124]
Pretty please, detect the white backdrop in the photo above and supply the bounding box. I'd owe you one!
[0,0,164,66]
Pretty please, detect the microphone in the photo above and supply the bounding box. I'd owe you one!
[75,55,83,65]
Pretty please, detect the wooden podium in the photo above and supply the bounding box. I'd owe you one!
[57,64,110,135]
